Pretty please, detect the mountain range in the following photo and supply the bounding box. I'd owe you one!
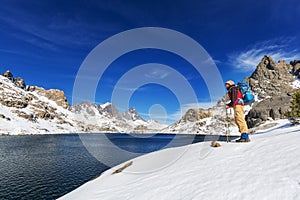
[0,70,166,134]
[1,55,299,135]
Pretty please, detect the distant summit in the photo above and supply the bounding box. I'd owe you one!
[123,107,146,122]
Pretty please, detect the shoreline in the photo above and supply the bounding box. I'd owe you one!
[0,132,240,137]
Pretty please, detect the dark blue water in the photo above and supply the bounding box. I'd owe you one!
[0,133,237,200]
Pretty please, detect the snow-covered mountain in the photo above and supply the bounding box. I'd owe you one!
[59,119,300,200]
[123,107,145,122]
[0,70,167,135]
[1,56,299,135]
[163,56,300,134]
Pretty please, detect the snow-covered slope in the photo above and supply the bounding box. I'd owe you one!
[59,119,300,200]
[0,75,77,134]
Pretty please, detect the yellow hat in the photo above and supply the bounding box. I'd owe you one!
[225,80,235,86]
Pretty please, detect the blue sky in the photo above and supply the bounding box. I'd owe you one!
[0,0,300,123]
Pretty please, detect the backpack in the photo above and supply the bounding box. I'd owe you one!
[237,81,255,104]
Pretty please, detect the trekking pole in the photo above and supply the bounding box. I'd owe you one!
[225,108,230,143]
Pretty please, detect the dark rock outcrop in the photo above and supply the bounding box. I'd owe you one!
[249,55,295,99]
[2,70,14,80]
[291,60,300,79]
[2,70,26,89]
[0,114,11,121]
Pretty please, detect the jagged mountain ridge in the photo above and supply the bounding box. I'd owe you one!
[0,71,166,134]
[164,55,300,134]
[246,56,300,127]
[1,55,300,135]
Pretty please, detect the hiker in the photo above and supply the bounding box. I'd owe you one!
[225,80,250,142]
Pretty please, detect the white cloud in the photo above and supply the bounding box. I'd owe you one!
[228,37,300,72]
[112,85,147,92]
[144,68,170,79]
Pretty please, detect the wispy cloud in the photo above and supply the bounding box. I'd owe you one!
[112,85,147,92]
[0,48,21,55]
[228,37,300,72]
[145,68,170,79]
[0,5,99,52]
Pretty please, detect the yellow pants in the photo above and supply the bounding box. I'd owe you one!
[234,105,248,133]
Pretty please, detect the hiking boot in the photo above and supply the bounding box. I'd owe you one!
[236,138,251,142]
[236,133,250,142]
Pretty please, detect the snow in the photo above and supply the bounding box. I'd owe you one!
[99,102,112,109]
[291,78,300,89]
[59,119,300,200]
[0,103,78,135]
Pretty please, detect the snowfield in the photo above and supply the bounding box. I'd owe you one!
[59,119,300,200]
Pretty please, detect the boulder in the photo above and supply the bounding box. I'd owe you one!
[246,95,292,128]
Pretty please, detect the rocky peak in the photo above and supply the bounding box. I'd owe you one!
[28,86,69,109]
[245,56,300,128]
[1,70,69,108]
[72,101,97,115]
[2,70,26,89]
[123,107,145,121]
[2,70,13,80]
[101,103,122,119]
[249,55,295,98]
